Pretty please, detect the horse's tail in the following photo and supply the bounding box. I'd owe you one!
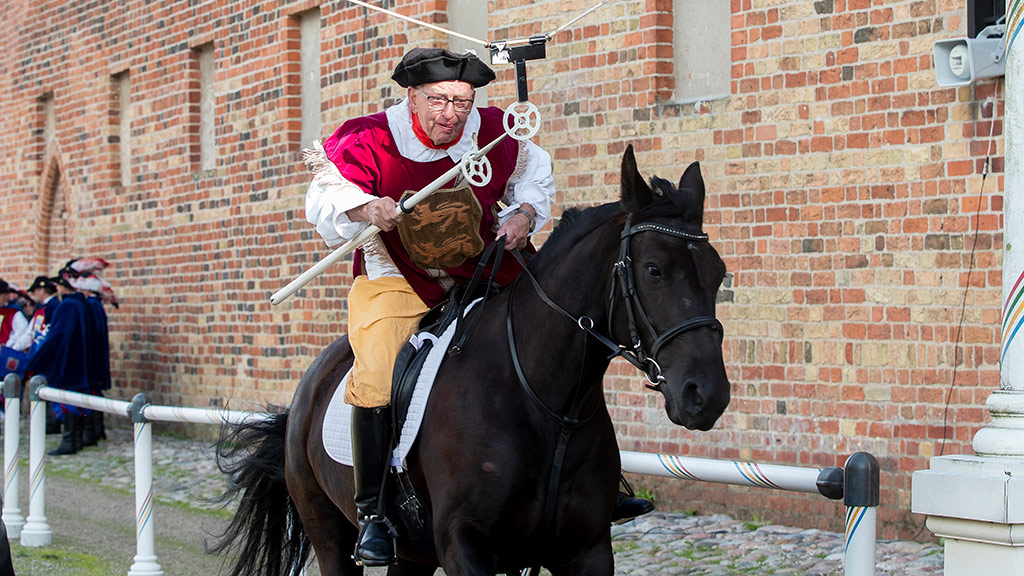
[207,409,310,576]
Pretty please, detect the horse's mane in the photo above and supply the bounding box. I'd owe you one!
[532,202,624,265]
[533,175,703,265]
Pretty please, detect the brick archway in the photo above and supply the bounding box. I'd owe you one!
[35,139,74,275]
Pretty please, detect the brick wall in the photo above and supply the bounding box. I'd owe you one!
[0,0,1004,538]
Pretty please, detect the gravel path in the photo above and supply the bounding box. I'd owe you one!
[6,425,943,575]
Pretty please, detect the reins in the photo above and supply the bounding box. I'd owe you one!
[504,213,723,566]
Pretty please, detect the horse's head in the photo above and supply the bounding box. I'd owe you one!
[613,145,730,430]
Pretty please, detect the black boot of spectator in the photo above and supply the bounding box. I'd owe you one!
[95,411,106,440]
[45,405,61,435]
[81,412,99,447]
[48,414,80,456]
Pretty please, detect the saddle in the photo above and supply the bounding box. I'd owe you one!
[383,240,509,546]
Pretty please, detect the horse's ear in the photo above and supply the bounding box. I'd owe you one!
[679,161,705,206]
[620,144,653,213]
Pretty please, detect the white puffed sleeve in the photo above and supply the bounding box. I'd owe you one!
[303,142,375,248]
[497,139,556,234]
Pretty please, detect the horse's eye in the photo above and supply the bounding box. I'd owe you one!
[646,264,662,278]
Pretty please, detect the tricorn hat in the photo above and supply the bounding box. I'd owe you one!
[28,275,53,292]
[392,48,495,89]
[51,273,73,290]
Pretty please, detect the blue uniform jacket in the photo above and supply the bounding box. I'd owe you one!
[26,292,90,393]
[85,295,111,391]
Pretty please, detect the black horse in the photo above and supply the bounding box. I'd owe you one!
[212,146,731,575]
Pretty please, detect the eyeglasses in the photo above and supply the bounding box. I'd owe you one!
[416,88,474,113]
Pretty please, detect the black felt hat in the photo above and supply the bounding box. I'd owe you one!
[51,274,73,290]
[392,48,495,89]
[28,275,53,292]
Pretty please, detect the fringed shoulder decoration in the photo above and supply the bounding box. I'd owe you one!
[302,140,342,180]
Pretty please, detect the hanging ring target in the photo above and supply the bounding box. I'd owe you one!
[503,101,541,141]
[460,148,493,187]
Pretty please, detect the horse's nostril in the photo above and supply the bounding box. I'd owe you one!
[683,380,705,415]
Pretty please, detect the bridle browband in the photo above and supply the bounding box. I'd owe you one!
[610,216,722,389]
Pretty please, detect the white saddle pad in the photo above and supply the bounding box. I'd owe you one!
[322,299,480,470]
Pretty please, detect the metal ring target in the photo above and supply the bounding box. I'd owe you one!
[503,101,541,141]
[460,149,493,187]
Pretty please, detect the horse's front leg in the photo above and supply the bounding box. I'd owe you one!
[548,535,614,576]
[436,521,498,575]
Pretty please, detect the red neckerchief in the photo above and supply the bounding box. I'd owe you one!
[411,111,463,151]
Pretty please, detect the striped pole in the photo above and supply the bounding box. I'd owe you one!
[843,452,879,576]
[19,376,51,546]
[620,450,844,498]
[140,404,265,426]
[2,374,24,538]
[127,393,163,576]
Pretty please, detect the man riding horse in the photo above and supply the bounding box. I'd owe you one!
[303,47,654,566]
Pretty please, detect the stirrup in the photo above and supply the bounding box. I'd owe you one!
[353,514,398,567]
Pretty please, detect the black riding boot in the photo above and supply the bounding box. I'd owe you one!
[351,406,396,567]
[48,414,80,456]
[611,473,655,523]
[611,491,655,523]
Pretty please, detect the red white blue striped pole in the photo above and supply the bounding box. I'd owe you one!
[619,451,844,497]
[620,450,877,576]
[2,374,24,538]
[20,376,51,546]
[128,393,163,576]
[843,452,879,576]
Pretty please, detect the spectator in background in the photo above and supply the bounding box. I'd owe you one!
[70,263,114,445]
[1,281,32,399]
[15,276,63,433]
[26,272,91,455]
[0,280,28,346]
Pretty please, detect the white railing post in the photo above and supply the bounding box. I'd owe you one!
[19,376,51,546]
[843,452,879,576]
[2,374,24,538]
[127,393,162,576]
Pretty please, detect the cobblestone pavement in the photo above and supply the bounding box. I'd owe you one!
[40,426,943,575]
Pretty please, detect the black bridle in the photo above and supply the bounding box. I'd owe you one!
[507,214,723,404]
[609,216,722,389]
[504,213,723,565]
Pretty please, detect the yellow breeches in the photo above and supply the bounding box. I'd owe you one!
[346,275,429,408]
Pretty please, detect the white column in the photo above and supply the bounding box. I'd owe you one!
[127,394,162,576]
[2,375,24,538]
[19,377,51,547]
[912,6,1024,573]
[972,0,1024,458]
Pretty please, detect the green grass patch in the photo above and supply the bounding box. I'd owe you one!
[11,545,114,576]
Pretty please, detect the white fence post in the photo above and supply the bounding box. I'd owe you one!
[2,374,24,538]
[620,449,878,575]
[19,376,51,546]
[843,452,879,576]
[127,393,163,576]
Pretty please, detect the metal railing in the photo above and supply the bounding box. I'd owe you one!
[620,450,879,576]
[2,373,879,576]
[2,374,263,576]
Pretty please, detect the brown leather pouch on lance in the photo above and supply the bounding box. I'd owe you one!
[390,239,507,437]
